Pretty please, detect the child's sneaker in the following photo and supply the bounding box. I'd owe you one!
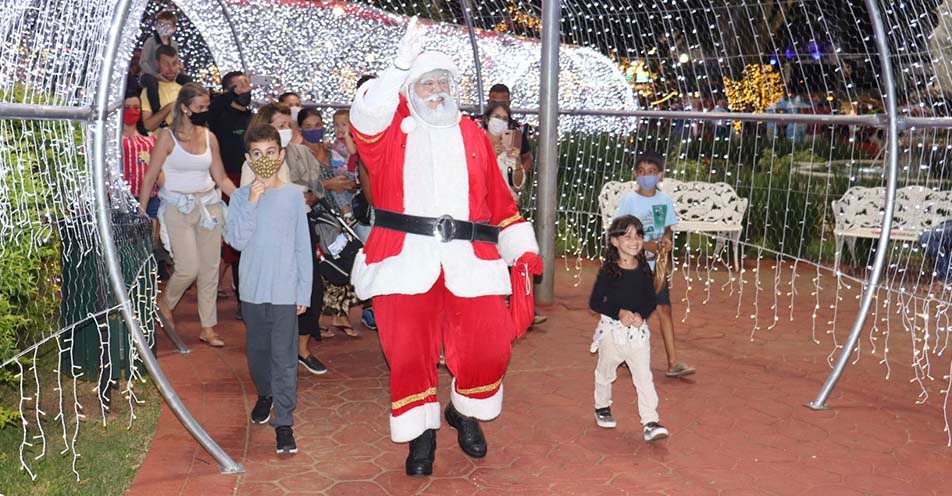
[251,396,272,424]
[275,426,297,454]
[643,421,669,441]
[361,308,377,330]
[594,407,616,428]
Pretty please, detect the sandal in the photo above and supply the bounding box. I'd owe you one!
[199,328,225,347]
[334,324,359,338]
[319,327,335,339]
[665,362,696,378]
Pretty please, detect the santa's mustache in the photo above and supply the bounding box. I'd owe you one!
[425,92,452,105]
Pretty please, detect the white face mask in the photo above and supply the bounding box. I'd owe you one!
[278,128,293,147]
[156,23,175,38]
[487,117,508,136]
[290,106,302,123]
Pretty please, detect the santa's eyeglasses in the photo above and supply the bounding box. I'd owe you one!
[416,77,451,93]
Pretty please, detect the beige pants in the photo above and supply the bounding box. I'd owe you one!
[162,203,222,327]
[593,318,660,425]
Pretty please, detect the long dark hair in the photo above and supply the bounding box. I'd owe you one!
[124,88,148,136]
[602,215,651,278]
[482,101,516,129]
[297,107,323,128]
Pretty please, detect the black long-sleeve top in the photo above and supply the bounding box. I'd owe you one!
[588,266,657,321]
[208,95,252,175]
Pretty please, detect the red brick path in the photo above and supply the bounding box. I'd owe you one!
[128,258,952,495]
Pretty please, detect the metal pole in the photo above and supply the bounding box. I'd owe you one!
[807,0,900,410]
[535,0,560,305]
[90,0,243,474]
[0,103,94,121]
[528,107,886,126]
[900,116,952,129]
[459,0,485,114]
[213,0,249,72]
[288,103,885,128]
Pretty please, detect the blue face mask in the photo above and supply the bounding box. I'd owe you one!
[636,174,660,191]
[301,128,324,143]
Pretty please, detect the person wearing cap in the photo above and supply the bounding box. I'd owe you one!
[349,18,543,476]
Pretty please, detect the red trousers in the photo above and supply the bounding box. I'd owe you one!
[374,272,515,442]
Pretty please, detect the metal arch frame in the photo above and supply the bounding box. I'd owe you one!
[459,0,485,115]
[89,0,243,475]
[0,0,914,465]
[212,0,249,72]
[806,0,900,410]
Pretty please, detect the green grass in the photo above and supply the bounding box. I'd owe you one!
[0,341,161,496]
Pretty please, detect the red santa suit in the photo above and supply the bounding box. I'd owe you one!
[350,52,539,442]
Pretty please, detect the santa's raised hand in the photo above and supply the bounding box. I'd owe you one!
[395,16,424,70]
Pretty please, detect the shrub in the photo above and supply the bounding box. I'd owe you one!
[0,90,79,427]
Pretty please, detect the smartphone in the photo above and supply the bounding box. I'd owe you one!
[501,129,515,150]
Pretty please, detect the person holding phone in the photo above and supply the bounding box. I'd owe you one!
[482,101,524,199]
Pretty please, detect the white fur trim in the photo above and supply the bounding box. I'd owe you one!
[497,221,540,266]
[350,65,407,136]
[351,235,511,300]
[407,51,460,83]
[351,124,512,299]
[400,116,417,134]
[390,401,442,443]
[450,378,504,421]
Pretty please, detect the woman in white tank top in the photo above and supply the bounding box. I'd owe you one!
[139,82,237,347]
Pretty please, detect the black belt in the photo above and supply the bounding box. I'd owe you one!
[374,209,499,244]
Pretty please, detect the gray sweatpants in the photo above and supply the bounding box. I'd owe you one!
[242,302,298,427]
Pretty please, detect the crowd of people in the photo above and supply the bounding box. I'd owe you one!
[121,11,694,474]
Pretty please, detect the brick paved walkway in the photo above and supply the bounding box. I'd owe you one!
[128,258,952,495]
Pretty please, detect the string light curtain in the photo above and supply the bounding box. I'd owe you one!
[7,1,952,486]
[145,0,952,445]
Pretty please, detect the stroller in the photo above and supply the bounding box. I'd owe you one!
[310,197,364,286]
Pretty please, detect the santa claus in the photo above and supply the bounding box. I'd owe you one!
[349,18,542,476]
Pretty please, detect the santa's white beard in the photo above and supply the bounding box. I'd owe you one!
[410,91,459,127]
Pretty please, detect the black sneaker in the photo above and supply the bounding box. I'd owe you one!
[275,425,297,454]
[298,355,328,375]
[251,396,272,424]
[594,407,616,428]
[643,421,669,441]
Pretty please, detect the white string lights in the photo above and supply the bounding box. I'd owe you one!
[8,1,952,490]
[131,0,952,447]
[159,0,637,133]
[1,0,163,482]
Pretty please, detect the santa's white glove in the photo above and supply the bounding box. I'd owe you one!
[394,16,423,70]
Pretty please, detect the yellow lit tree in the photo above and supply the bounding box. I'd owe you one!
[723,64,784,130]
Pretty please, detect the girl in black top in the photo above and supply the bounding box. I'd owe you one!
[588,215,669,441]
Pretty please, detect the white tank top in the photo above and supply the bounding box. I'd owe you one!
[163,128,215,194]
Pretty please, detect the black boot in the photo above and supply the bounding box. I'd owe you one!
[444,403,487,458]
[405,429,436,476]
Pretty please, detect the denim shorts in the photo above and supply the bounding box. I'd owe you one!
[656,281,671,305]
[146,197,160,219]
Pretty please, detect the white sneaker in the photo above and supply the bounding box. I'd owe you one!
[643,421,669,441]
[594,407,616,428]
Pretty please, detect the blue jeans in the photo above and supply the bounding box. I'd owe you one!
[919,222,952,280]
